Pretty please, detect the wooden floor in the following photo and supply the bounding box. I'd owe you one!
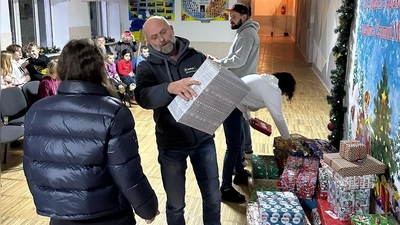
[0,37,331,225]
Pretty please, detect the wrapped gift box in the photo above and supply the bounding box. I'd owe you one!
[278,168,300,192]
[316,190,349,225]
[247,202,261,225]
[301,139,338,159]
[327,177,371,222]
[168,59,250,135]
[285,155,304,169]
[323,153,385,177]
[252,154,279,179]
[273,148,289,170]
[248,177,279,202]
[339,140,367,161]
[319,168,329,192]
[257,191,305,225]
[323,163,375,190]
[296,170,318,199]
[350,214,399,225]
[273,133,313,157]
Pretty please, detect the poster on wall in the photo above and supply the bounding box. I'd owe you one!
[128,0,175,21]
[181,0,229,21]
[348,0,400,220]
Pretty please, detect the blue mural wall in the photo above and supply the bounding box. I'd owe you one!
[347,0,400,219]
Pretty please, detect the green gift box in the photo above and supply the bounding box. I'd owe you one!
[248,177,278,202]
[350,214,399,225]
[251,155,279,179]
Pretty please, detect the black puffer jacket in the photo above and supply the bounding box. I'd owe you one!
[135,36,214,150]
[23,81,158,220]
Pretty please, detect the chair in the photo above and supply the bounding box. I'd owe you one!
[0,87,28,126]
[22,81,40,109]
[0,88,24,164]
[1,124,24,164]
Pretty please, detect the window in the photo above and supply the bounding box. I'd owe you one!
[8,0,53,49]
[89,2,107,38]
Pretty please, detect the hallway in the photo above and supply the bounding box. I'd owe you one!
[1,37,331,224]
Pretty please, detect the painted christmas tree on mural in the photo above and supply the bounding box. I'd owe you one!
[393,121,400,179]
[371,61,397,177]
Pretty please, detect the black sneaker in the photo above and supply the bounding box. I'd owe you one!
[221,187,246,204]
[233,170,251,185]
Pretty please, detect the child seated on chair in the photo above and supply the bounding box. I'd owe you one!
[38,60,61,99]
[1,51,17,89]
[6,44,31,86]
[117,49,137,104]
[25,42,50,81]
[105,52,126,94]
[136,45,149,67]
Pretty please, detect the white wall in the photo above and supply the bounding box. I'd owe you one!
[118,0,235,42]
[311,0,340,91]
[1,0,12,49]
[51,0,69,47]
[107,2,121,40]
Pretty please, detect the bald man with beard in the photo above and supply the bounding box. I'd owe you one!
[134,16,221,225]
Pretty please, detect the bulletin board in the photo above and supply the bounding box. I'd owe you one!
[128,0,175,21]
[181,0,229,21]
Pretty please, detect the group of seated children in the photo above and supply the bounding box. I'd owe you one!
[105,45,149,105]
[1,36,149,105]
[1,42,60,99]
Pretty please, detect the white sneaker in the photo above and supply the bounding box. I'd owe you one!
[118,85,125,94]
[129,83,136,91]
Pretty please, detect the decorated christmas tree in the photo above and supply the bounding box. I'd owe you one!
[371,61,396,177]
[393,121,400,179]
[327,0,354,148]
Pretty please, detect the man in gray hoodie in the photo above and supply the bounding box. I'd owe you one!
[212,3,260,204]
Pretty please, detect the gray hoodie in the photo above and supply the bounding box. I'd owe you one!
[220,18,260,78]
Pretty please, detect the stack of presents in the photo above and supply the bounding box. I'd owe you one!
[163,59,399,225]
[246,134,399,225]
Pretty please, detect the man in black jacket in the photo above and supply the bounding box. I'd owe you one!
[135,16,221,225]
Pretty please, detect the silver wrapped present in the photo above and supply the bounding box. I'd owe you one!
[168,59,250,134]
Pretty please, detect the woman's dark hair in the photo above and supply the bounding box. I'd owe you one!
[57,38,118,97]
[121,49,130,59]
[272,72,296,101]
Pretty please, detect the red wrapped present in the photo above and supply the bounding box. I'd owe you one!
[278,168,300,192]
[250,117,271,136]
[339,140,367,161]
[296,170,318,199]
[324,153,385,177]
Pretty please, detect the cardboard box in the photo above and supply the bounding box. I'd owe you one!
[323,153,385,177]
[339,140,367,161]
[168,59,250,135]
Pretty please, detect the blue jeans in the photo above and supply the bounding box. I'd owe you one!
[158,138,221,225]
[242,116,252,153]
[221,108,245,189]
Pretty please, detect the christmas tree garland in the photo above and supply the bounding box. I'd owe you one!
[326,0,355,148]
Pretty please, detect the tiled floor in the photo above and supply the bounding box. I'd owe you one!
[1,36,331,224]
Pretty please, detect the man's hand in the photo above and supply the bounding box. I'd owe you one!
[145,210,160,224]
[207,54,221,64]
[167,77,201,101]
[129,72,135,77]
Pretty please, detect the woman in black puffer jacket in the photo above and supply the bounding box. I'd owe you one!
[23,38,159,225]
